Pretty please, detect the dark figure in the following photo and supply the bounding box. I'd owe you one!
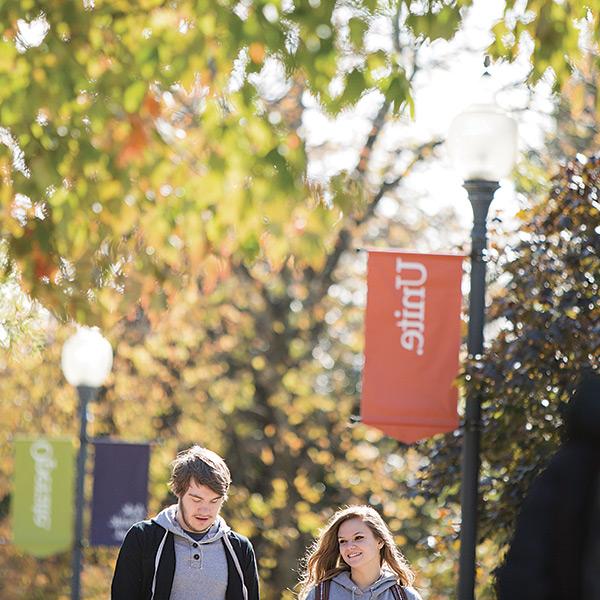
[111,445,259,600]
[496,372,600,600]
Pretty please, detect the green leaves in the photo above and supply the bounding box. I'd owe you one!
[2,0,599,326]
[123,81,147,113]
[487,0,599,88]
[382,68,414,117]
[406,5,463,41]
[331,68,369,111]
[348,17,369,48]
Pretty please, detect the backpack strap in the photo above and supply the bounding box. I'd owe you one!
[391,584,408,600]
[316,580,331,600]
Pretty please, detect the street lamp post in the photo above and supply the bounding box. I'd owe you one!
[61,327,113,600]
[448,102,517,600]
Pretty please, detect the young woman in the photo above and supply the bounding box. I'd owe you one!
[298,505,422,600]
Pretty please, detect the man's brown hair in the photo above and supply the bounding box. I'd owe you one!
[169,445,231,498]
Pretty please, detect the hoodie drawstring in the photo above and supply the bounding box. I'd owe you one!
[150,529,169,600]
[223,533,249,600]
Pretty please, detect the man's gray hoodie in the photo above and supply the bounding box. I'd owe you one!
[305,571,423,600]
[154,505,237,600]
[111,503,259,600]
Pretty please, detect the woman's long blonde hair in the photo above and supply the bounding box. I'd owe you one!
[297,505,415,599]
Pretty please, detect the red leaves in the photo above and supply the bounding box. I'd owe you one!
[116,115,149,168]
[116,94,161,167]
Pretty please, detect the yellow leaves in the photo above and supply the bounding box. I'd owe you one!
[260,446,274,465]
[32,67,46,84]
[281,370,311,396]
[0,34,17,70]
[248,42,265,65]
[248,492,270,518]
[271,478,288,510]
[215,334,234,353]
[282,429,304,454]
[293,471,322,503]
[251,355,266,371]
[201,254,231,295]
[295,502,323,533]
[97,179,123,203]
[246,118,276,153]
[261,233,289,273]
[307,447,333,465]
[346,442,379,463]
[127,345,158,377]
[258,556,278,570]
[487,0,591,90]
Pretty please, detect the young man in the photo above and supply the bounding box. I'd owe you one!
[111,446,259,600]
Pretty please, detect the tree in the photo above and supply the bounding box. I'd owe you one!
[0,110,472,598]
[1,13,482,590]
[0,0,463,320]
[1,0,599,322]
[0,2,474,597]
[2,2,599,599]
[417,38,600,563]
[421,152,599,566]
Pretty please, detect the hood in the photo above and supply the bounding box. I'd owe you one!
[331,570,398,598]
[153,504,230,543]
[565,371,600,442]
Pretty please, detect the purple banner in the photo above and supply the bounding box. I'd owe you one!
[90,440,150,546]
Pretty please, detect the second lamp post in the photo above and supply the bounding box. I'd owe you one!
[61,327,113,600]
[448,101,517,600]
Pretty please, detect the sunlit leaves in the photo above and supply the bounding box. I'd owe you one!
[348,17,369,49]
[488,0,600,88]
[123,81,148,113]
[2,0,597,321]
[406,5,463,41]
[383,69,414,117]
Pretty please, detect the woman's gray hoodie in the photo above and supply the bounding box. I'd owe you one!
[305,571,423,600]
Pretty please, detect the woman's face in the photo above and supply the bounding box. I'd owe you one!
[337,517,383,572]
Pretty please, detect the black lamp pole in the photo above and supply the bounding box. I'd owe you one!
[457,178,499,600]
[71,384,98,600]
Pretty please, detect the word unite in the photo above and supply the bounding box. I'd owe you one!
[393,257,427,356]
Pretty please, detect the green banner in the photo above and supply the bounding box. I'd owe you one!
[12,437,75,557]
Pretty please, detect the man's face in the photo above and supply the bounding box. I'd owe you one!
[176,480,225,533]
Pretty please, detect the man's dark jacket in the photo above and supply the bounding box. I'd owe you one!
[111,519,259,600]
[496,372,600,600]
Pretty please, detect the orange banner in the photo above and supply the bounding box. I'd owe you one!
[361,250,463,443]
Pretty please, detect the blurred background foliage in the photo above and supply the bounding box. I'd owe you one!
[0,0,597,321]
[1,1,599,599]
[421,153,600,553]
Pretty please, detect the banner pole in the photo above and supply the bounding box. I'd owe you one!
[457,179,499,600]
[71,385,97,600]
